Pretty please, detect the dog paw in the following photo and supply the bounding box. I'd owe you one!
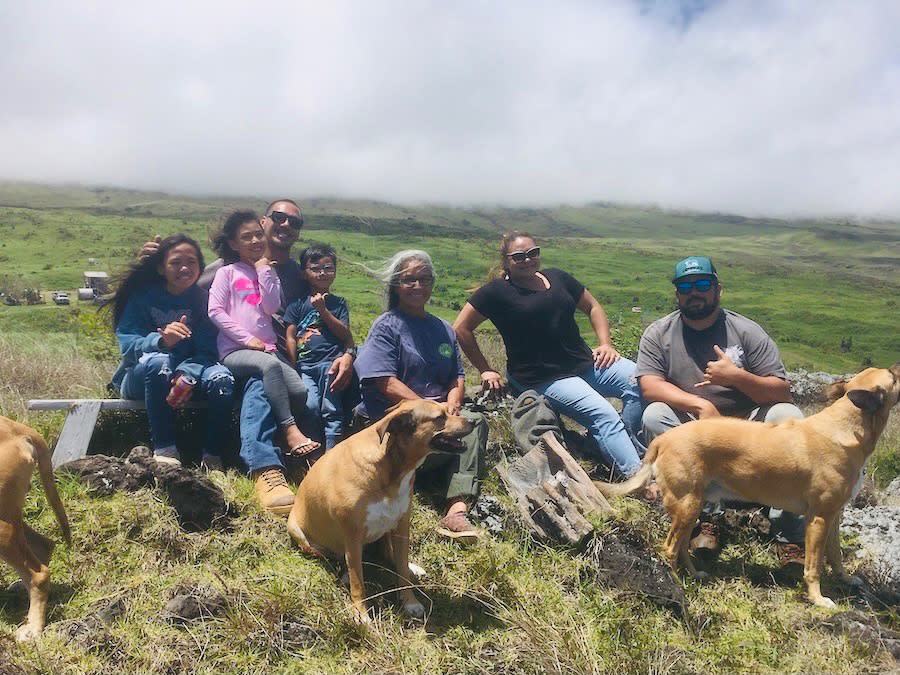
[402,599,426,621]
[14,624,40,642]
[407,562,426,580]
[812,596,837,609]
[351,605,372,625]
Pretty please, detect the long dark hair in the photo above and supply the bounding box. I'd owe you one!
[109,234,205,328]
[211,209,259,264]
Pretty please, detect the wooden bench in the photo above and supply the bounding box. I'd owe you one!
[27,399,209,468]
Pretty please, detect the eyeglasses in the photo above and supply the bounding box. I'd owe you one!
[268,210,304,230]
[238,230,266,243]
[307,264,336,276]
[674,278,716,294]
[397,275,435,287]
[506,246,541,263]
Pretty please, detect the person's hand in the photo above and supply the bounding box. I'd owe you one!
[692,397,721,419]
[444,396,463,417]
[158,315,191,348]
[255,256,271,270]
[480,370,505,395]
[696,345,740,388]
[592,344,621,369]
[139,235,162,260]
[310,292,328,312]
[246,336,267,351]
[328,352,353,392]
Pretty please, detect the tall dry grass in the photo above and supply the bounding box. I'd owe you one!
[0,333,111,422]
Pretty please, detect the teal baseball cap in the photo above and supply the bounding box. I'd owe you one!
[672,256,717,282]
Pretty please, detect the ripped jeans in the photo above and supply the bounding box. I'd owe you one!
[119,352,235,454]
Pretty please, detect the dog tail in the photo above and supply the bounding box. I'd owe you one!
[593,462,655,498]
[30,431,72,547]
[593,437,660,498]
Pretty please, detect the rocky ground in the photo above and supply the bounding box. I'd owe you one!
[842,477,900,589]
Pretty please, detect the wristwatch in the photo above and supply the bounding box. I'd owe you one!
[345,346,358,360]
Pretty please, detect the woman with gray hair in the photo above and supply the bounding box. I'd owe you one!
[354,250,486,542]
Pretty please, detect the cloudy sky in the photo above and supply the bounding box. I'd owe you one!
[2,1,898,217]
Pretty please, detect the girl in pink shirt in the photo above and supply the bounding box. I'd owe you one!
[208,210,320,457]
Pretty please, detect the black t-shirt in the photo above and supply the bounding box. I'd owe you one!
[468,268,592,386]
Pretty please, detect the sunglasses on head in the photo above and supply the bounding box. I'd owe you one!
[674,278,716,294]
[506,246,541,263]
[268,210,304,230]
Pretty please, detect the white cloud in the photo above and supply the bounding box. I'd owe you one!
[1,0,899,217]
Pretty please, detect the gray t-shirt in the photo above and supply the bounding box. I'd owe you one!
[636,309,787,416]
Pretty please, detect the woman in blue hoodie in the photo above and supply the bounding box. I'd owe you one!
[110,233,234,468]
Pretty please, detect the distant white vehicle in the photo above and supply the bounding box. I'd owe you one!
[52,291,70,305]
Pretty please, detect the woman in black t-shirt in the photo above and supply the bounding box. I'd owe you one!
[454,231,645,477]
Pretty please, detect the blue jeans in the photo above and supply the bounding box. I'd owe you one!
[509,358,645,477]
[119,352,235,454]
[238,376,322,474]
[299,360,344,449]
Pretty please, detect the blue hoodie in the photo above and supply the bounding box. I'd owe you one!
[111,284,219,391]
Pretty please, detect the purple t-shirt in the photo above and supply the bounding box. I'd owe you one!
[355,309,465,420]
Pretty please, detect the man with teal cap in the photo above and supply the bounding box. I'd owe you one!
[636,256,805,562]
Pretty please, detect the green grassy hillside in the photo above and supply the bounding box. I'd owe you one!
[1,181,897,371]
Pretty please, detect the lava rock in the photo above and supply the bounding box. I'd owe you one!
[470,494,507,536]
[59,447,231,531]
[822,610,900,660]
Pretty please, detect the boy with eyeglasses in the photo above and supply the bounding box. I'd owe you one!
[636,255,806,563]
[285,243,352,451]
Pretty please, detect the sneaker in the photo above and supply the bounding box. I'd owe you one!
[252,467,295,517]
[201,454,224,473]
[154,447,182,466]
[436,511,481,544]
[689,521,721,560]
[777,543,806,567]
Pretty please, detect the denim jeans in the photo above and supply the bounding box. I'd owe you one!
[299,360,344,449]
[238,376,322,474]
[119,352,235,453]
[642,400,807,544]
[509,358,645,477]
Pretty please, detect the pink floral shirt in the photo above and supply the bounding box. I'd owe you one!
[207,262,282,358]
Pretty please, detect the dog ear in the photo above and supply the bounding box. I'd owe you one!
[822,380,848,402]
[847,389,884,413]
[385,409,417,437]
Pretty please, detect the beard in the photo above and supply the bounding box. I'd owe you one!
[679,295,719,320]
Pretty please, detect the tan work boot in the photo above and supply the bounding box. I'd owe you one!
[252,467,295,516]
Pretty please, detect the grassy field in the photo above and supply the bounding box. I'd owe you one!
[0,183,898,673]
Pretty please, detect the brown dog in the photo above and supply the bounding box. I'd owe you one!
[287,399,473,622]
[595,364,900,607]
[0,416,71,640]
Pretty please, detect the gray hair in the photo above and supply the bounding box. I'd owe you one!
[366,249,435,310]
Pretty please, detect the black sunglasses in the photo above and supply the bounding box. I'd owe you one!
[506,246,541,263]
[675,278,716,294]
[268,210,304,230]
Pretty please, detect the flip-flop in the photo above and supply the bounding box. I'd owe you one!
[287,439,321,457]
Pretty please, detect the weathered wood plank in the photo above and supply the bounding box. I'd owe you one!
[28,399,208,411]
[52,401,103,468]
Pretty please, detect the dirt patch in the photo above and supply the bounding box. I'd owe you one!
[581,523,685,615]
[162,583,228,625]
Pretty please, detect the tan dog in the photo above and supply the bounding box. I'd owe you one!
[287,399,473,622]
[595,364,900,608]
[0,416,71,640]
